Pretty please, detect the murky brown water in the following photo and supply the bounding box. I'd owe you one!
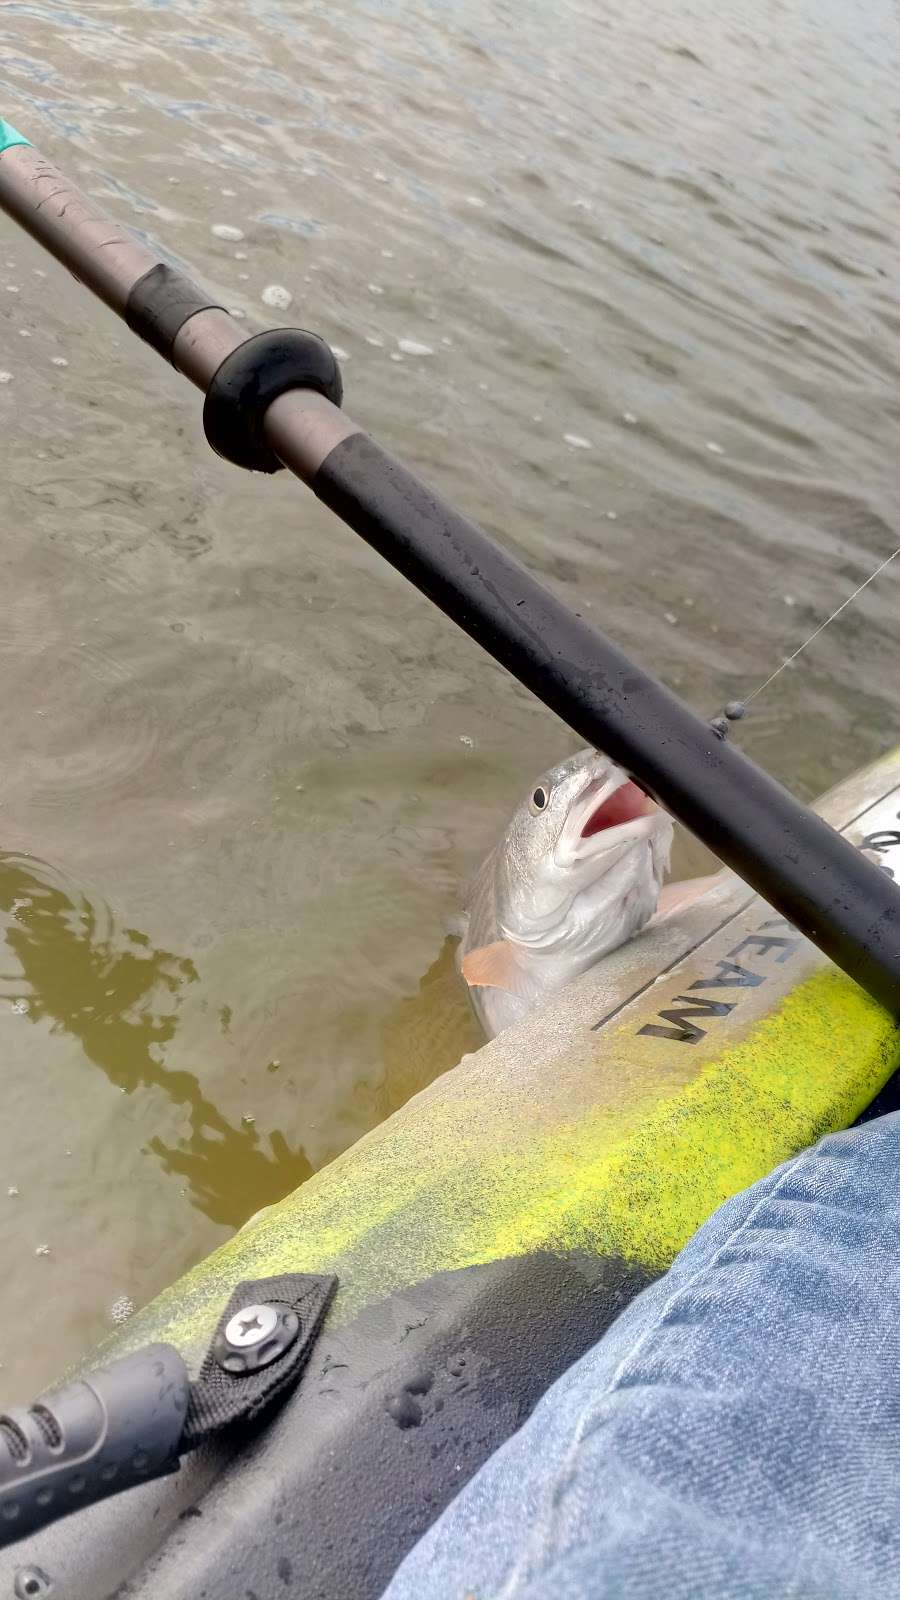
[1,0,900,1398]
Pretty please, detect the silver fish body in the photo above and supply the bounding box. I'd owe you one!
[459,748,672,1038]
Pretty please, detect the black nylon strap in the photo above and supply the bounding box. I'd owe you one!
[183,1272,337,1445]
[125,263,225,364]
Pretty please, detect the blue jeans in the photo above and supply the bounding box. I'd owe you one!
[381,1112,900,1599]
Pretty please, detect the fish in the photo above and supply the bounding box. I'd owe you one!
[458,748,674,1038]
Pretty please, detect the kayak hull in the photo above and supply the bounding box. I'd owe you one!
[6,747,900,1599]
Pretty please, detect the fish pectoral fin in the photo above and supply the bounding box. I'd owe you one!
[461,939,524,994]
[650,873,723,924]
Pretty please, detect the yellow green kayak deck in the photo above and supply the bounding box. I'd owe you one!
[7,747,900,1600]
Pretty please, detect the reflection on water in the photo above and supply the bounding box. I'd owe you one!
[377,935,483,1119]
[0,854,311,1227]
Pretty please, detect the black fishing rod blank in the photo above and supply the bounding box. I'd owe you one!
[2,123,900,1012]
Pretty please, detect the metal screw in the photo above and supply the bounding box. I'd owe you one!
[223,1303,279,1349]
[213,1301,300,1374]
[14,1569,53,1599]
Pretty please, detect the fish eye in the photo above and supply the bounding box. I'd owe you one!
[530,785,549,814]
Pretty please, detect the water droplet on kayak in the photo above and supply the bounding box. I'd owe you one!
[385,1392,423,1429]
[404,1368,433,1396]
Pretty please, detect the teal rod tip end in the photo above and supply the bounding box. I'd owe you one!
[0,120,31,154]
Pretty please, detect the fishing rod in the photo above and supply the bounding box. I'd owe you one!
[2,119,900,1016]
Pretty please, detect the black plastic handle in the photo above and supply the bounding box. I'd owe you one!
[0,1344,189,1546]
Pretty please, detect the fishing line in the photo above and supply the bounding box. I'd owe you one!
[711,543,900,735]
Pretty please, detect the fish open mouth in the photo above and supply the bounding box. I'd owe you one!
[580,779,653,838]
[549,758,662,873]
[554,767,659,869]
